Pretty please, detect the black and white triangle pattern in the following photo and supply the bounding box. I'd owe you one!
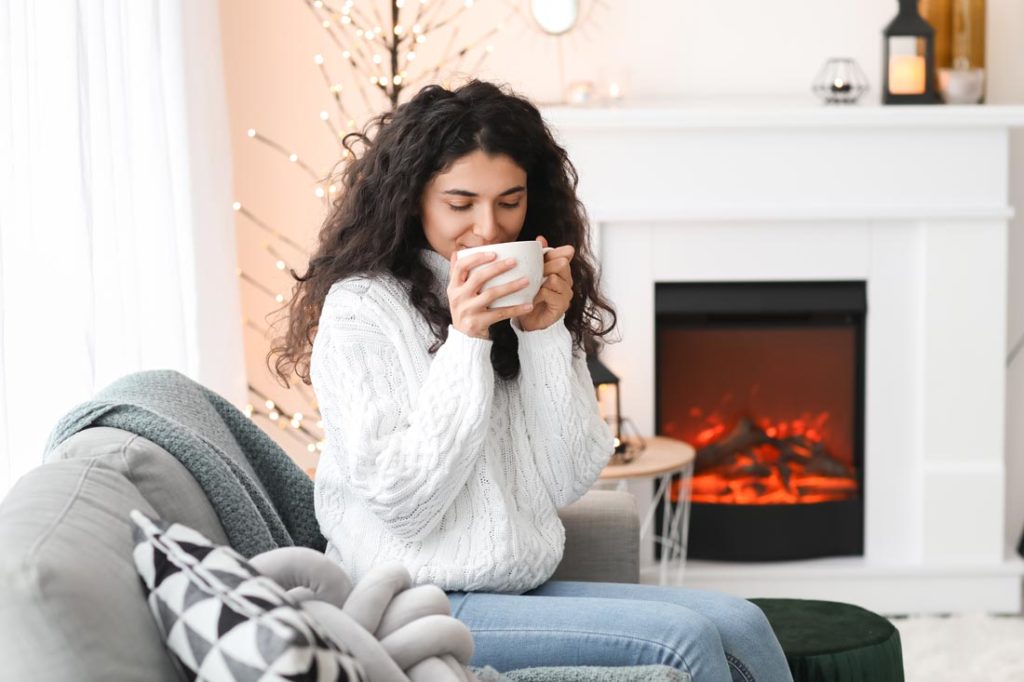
[130,509,365,682]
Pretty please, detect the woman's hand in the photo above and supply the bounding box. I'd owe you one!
[517,236,574,332]
[448,252,535,339]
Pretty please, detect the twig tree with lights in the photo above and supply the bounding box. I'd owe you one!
[233,0,509,463]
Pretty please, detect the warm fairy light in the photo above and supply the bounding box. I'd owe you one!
[235,0,500,456]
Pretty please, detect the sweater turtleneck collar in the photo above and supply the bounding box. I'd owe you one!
[419,248,451,300]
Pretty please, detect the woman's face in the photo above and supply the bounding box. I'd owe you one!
[420,150,528,259]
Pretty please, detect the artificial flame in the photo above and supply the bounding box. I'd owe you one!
[669,412,858,506]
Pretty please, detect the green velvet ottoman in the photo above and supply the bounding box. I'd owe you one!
[750,599,904,682]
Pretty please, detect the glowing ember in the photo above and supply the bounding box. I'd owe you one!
[669,414,858,505]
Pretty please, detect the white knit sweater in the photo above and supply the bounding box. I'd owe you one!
[311,249,614,593]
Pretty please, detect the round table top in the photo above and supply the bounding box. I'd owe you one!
[598,435,696,480]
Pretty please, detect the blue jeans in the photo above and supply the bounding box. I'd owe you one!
[448,581,793,682]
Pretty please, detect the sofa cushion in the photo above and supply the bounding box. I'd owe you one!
[130,509,364,681]
[0,458,185,681]
[46,427,230,545]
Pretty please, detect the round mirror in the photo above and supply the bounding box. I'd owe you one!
[530,0,579,36]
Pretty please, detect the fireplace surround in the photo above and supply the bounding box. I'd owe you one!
[543,99,1024,614]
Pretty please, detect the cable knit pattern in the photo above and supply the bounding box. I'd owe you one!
[312,249,614,594]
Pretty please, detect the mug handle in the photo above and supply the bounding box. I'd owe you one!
[542,247,555,255]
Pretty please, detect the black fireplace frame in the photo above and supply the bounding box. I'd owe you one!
[655,280,867,562]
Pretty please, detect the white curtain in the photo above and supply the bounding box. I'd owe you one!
[0,1,247,496]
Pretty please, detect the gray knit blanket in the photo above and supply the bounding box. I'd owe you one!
[44,369,326,558]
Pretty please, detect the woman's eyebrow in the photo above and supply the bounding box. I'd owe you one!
[441,185,526,197]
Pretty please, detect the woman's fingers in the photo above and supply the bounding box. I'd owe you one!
[543,244,574,263]
[541,273,571,296]
[477,277,530,306]
[485,302,535,324]
[463,257,518,292]
[449,252,497,285]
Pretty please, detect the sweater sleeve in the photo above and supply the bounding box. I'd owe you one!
[312,285,495,540]
[513,317,615,508]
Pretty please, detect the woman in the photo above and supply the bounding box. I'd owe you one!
[271,80,792,681]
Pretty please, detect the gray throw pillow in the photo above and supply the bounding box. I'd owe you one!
[129,509,365,681]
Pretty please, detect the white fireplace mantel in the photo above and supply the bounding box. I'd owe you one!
[543,98,1024,614]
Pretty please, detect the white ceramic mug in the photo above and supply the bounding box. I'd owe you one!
[456,241,554,309]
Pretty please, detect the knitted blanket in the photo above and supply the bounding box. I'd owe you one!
[45,369,326,557]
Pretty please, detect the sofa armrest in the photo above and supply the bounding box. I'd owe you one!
[551,490,639,584]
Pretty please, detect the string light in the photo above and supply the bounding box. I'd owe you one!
[237,0,505,468]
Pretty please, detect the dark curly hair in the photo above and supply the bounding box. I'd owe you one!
[269,80,616,387]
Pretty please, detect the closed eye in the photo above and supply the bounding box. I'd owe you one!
[447,201,522,212]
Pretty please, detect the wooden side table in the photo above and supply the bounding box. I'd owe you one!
[599,436,696,585]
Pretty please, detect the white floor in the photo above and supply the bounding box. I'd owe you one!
[891,614,1024,681]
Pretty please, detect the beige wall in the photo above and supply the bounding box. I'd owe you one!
[219,1,1024,504]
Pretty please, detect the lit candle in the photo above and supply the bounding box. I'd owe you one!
[888,55,926,95]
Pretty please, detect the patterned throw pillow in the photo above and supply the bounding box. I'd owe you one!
[129,509,365,682]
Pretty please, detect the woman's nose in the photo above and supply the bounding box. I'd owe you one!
[474,208,500,241]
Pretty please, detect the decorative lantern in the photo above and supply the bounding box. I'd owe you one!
[883,0,940,104]
[586,355,628,456]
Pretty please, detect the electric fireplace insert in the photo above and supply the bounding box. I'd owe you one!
[656,281,866,562]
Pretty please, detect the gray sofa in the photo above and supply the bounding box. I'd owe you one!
[0,426,640,681]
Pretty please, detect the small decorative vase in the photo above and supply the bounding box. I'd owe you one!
[812,58,870,105]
